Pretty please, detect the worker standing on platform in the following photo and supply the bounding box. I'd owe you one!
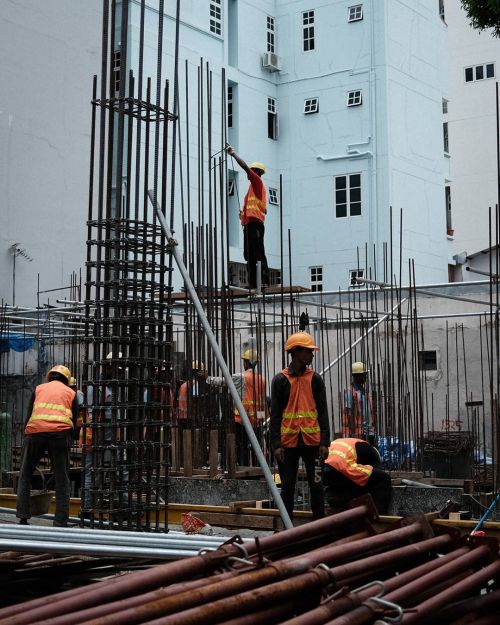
[323,437,392,514]
[16,365,79,527]
[225,144,269,289]
[270,332,330,521]
[342,361,376,441]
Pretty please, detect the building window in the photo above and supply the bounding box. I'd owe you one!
[310,266,323,292]
[335,174,361,218]
[442,98,448,114]
[210,0,222,36]
[443,122,449,154]
[268,97,278,140]
[113,50,121,94]
[268,188,279,205]
[465,63,495,82]
[350,268,364,287]
[347,90,362,106]
[418,350,437,371]
[445,185,452,230]
[304,97,319,114]
[303,10,315,52]
[348,5,363,22]
[267,16,275,53]
[227,85,233,128]
[439,0,445,22]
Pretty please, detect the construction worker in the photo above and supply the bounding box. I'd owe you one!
[207,349,268,465]
[225,144,269,289]
[323,437,392,515]
[177,361,207,423]
[270,332,330,521]
[16,365,79,527]
[70,377,93,515]
[342,361,376,440]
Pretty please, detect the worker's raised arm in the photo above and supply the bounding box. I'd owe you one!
[225,144,251,175]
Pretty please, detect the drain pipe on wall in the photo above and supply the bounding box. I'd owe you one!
[148,190,293,529]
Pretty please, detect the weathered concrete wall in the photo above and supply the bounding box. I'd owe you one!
[168,477,271,506]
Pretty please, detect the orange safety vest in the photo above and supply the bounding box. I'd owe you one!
[240,177,267,225]
[234,370,267,426]
[177,382,189,420]
[341,386,374,437]
[25,380,75,435]
[325,438,373,486]
[280,368,320,448]
[75,389,92,447]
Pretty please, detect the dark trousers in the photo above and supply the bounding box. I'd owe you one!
[16,430,72,525]
[243,221,269,288]
[278,445,325,520]
[323,465,392,515]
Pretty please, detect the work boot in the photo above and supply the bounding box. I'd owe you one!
[19,518,29,525]
[53,520,68,527]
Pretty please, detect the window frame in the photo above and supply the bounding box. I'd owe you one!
[465,63,496,83]
[268,187,279,205]
[267,15,275,54]
[302,10,315,52]
[443,121,449,154]
[347,90,362,107]
[310,266,323,292]
[210,0,222,36]
[348,5,363,22]
[418,350,437,371]
[335,173,362,218]
[304,97,319,114]
[267,96,278,140]
[350,268,365,287]
[227,84,233,128]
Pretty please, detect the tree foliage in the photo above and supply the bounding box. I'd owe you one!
[460,0,500,38]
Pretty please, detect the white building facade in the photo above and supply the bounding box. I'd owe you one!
[0,0,451,306]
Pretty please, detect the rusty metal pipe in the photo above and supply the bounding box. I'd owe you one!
[400,559,500,624]
[0,507,369,625]
[141,567,333,625]
[324,545,494,625]
[216,601,306,625]
[427,588,500,625]
[279,540,467,625]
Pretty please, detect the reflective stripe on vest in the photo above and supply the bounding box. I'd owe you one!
[234,370,266,425]
[325,438,373,486]
[241,183,267,225]
[280,368,320,448]
[25,381,75,434]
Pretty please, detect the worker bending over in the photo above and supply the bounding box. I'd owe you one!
[225,144,269,289]
[17,365,79,527]
[270,332,330,521]
[323,437,392,515]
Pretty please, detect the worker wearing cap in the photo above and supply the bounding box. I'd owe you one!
[16,365,79,527]
[225,144,269,289]
[270,332,330,521]
[342,361,376,440]
[323,437,392,514]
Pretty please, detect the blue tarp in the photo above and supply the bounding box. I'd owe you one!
[0,333,36,353]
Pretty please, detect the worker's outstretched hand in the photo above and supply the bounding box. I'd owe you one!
[274,447,284,463]
[225,143,234,155]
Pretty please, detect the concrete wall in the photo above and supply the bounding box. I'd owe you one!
[0,1,102,307]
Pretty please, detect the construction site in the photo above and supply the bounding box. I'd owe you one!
[1,0,500,623]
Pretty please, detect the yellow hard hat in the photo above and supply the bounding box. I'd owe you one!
[69,377,77,387]
[242,349,259,362]
[192,360,205,372]
[47,365,72,384]
[249,162,266,175]
[352,361,368,374]
[285,332,319,352]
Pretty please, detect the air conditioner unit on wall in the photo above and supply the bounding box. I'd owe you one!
[262,52,281,72]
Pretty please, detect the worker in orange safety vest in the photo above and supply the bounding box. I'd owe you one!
[225,144,269,289]
[16,365,79,527]
[270,332,330,521]
[323,437,392,514]
[342,361,376,440]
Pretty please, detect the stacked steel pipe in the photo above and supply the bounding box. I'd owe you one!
[0,506,498,624]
